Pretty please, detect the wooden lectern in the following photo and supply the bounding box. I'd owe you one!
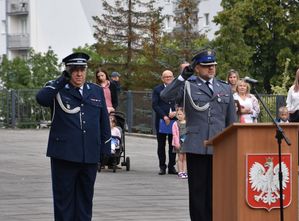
[207,123,298,221]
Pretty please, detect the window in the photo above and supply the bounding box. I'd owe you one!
[204,13,209,26]
[1,20,6,34]
[20,18,27,34]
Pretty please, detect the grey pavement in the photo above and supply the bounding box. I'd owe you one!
[0,129,189,221]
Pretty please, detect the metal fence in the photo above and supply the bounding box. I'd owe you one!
[0,89,286,134]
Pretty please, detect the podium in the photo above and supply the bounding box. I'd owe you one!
[207,123,298,221]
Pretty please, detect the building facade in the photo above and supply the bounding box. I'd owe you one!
[0,0,98,61]
[159,0,222,40]
[0,0,222,61]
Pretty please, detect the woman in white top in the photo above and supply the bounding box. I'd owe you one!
[233,79,260,123]
[286,68,299,122]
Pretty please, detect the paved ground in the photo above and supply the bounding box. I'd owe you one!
[0,129,189,221]
[1,129,298,221]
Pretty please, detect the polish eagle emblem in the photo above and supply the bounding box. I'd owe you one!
[246,154,292,211]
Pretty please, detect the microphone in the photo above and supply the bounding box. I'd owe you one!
[244,76,258,84]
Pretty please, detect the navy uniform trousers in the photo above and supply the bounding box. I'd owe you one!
[186,153,212,221]
[51,158,98,221]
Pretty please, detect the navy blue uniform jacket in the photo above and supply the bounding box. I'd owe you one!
[36,76,111,163]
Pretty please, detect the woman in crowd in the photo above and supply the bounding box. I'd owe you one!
[286,68,299,122]
[95,68,118,113]
[233,79,260,123]
[226,69,240,93]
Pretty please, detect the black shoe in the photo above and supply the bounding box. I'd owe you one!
[168,168,178,175]
[158,169,166,175]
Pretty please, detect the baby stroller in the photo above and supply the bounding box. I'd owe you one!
[98,111,130,173]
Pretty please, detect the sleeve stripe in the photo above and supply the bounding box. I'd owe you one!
[45,85,56,89]
[105,137,112,144]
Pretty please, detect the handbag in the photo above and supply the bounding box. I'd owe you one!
[159,119,175,134]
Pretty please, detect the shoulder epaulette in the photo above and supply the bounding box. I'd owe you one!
[217,79,229,85]
[44,80,55,87]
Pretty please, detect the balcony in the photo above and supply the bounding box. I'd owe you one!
[7,0,29,15]
[7,34,30,49]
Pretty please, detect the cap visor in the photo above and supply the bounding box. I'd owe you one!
[66,63,87,66]
[199,61,217,66]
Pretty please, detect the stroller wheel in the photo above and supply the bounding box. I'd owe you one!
[126,157,130,171]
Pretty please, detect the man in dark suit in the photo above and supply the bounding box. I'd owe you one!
[161,49,237,221]
[152,70,177,175]
[36,52,111,221]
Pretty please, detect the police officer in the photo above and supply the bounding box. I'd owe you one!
[36,52,111,221]
[160,49,236,221]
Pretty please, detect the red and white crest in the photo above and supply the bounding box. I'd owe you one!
[246,154,292,211]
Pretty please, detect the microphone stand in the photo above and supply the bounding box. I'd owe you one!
[251,83,291,221]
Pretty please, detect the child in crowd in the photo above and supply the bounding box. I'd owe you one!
[276,106,289,123]
[110,115,122,154]
[172,107,187,179]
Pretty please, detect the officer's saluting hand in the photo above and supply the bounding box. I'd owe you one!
[62,69,71,81]
[180,63,194,80]
[36,52,111,221]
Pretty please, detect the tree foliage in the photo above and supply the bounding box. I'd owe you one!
[271,58,291,95]
[92,0,164,89]
[213,0,299,93]
[0,48,60,89]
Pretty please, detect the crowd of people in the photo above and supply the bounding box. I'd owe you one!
[36,49,297,221]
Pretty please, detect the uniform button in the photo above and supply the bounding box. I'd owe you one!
[83,130,86,133]
[81,104,84,107]
[82,112,84,115]
[83,121,86,124]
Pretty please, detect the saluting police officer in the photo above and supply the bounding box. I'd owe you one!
[36,52,111,221]
[160,49,237,221]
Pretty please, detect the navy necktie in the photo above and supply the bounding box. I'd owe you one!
[205,81,213,95]
[76,87,82,98]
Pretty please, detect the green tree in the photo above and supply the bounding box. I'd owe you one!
[29,49,61,88]
[0,48,60,89]
[93,0,164,89]
[0,48,60,128]
[213,0,299,92]
[271,58,291,95]
[157,33,209,76]
[0,56,31,89]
